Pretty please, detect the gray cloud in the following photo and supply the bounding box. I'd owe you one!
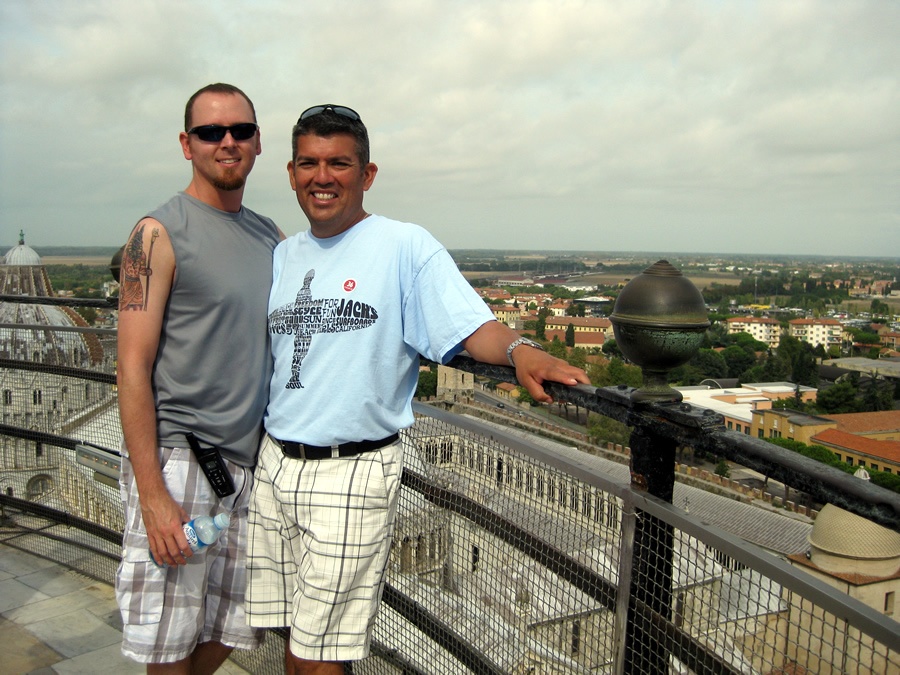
[1,0,897,256]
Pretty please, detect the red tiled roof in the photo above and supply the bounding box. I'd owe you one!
[546,316,611,328]
[812,428,900,463]
[543,330,605,346]
[788,318,840,326]
[726,316,780,324]
[824,411,900,434]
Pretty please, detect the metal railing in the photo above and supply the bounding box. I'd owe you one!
[1,295,899,674]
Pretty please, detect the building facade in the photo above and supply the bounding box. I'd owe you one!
[788,318,842,350]
[726,316,782,348]
[0,233,121,530]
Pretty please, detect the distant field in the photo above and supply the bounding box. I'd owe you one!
[462,270,742,290]
[837,297,900,313]
[41,256,112,266]
[581,272,742,290]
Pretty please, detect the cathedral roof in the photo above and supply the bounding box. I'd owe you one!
[4,230,42,266]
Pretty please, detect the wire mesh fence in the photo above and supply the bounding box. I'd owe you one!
[1,308,899,673]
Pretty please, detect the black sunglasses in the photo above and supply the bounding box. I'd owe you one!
[298,105,361,123]
[187,123,258,142]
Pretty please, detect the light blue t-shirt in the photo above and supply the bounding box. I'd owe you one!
[265,215,494,446]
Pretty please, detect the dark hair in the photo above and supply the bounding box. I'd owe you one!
[291,110,369,165]
[184,83,256,131]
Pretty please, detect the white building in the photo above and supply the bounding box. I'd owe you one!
[725,316,782,348]
[788,318,842,350]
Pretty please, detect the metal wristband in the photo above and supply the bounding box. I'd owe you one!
[506,337,545,367]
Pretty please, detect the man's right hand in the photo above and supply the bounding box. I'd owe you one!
[142,492,192,566]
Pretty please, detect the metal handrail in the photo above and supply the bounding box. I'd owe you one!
[442,354,900,533]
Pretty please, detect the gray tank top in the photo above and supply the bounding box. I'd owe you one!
[148,192,280,465]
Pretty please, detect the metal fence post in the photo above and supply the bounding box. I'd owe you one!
[624,426,677,674]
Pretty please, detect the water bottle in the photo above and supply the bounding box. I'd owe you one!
[183,513,230,552]
[150,512,230,565]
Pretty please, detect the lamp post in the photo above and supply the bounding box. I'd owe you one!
[609,260,708,673]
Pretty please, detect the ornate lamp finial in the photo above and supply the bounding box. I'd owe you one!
[609,260,709,402]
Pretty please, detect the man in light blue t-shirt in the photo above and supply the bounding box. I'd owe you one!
[245,105,590,674]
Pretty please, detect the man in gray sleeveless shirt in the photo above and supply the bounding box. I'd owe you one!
[116,83,282,672]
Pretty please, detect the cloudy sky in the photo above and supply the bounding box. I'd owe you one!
[1,1,897,257]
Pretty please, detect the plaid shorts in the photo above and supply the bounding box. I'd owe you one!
[246,433,403,662]
[116,443,265,664]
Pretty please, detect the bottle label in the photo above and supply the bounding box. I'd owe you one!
[184,526,200,550]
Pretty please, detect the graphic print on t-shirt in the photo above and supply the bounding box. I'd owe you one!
[268,269,378,388]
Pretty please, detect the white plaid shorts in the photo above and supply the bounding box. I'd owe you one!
[246,433,403,662]
[116,443,265,664]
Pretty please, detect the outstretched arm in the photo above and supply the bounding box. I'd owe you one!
[461,320,590,403]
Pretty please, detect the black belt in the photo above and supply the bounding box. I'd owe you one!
[275,433,399,460]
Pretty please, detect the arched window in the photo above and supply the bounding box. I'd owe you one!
[26,474,53,499]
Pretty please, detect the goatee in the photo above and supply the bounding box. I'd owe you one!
[213,175,245,191]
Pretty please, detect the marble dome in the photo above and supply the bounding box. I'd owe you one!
[4,230,42,266]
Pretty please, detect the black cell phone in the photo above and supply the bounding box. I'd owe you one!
[186,433,236,497]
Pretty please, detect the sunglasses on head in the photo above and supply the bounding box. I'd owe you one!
[298,105,361,123]
[187,123,258,142]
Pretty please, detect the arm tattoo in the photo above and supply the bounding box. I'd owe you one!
[119,224,159,311]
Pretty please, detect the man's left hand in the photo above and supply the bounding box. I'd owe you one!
[511,346,590,403]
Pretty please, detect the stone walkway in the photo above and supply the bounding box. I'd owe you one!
[0,542,249,675]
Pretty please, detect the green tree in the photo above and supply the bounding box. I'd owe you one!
[567,347,587,370]
[791,343,819,387]
[74,306,98,325]
[516,386,537,406]
[589,358,643,388]
[731,332,770,352]
[848,329,881,347]
[45,264,113,296]
[587,413,631,446]
[761,349,791,381]
[861,375,894,412]
[547,337,567,359]
[609,358,643,388]
[714,460,730,478]
[415,368,437,399]
[601,338,622,359]
[722,345,756,379]
[870,298,890,316]
[816,381,860,414]
[668,364,706,386]
[565,323,575,347]
[775,335,802,367]
[740,364,767,384]
[690,348,728,379]
[704,322,730,348]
